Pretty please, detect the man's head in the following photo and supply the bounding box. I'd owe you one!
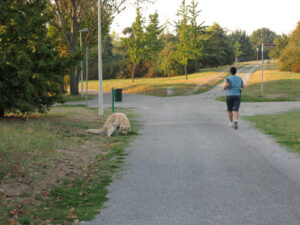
[230,67,237,75]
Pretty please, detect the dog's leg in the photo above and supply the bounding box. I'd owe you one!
[107,126,116,137]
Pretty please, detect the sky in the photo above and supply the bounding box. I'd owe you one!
[111,0,300,36]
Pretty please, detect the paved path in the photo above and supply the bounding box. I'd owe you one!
[80,64,300,225]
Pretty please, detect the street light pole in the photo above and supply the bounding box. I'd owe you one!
[98,0,104,116]
[261,43,264,96]
[79,28,88,97]
[85,46,89,107]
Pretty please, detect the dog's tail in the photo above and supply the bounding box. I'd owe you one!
[86,128,105,135]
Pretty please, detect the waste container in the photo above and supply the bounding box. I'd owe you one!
[167,87,174,96]
[115,88,122,102]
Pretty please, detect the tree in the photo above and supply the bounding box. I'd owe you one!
[143,12,164,77]
[188,0,204,72]
[0,0,69,117]
[250,28,277,59]
[229,29,254,61]
[145,12,164,60]
[121,8,146,82]
[201,23,234,68]
[234,41,242,63]
[279,22,300,72]
[48,0,154,94]
[161,22,175,77]
[269,34,289,59]
[176,0,192,79]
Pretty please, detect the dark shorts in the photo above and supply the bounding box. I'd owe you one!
[226,95,241,112]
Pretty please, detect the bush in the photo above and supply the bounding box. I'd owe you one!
[279,21,300,73]
[279,45,300,72]
[0,0,68,117]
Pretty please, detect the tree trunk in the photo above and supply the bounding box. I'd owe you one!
[132,62,135,83]
[68,14,79,95]
[185,65,188,80]
[70,66,79,95]
[194,58,199,73]
[0,107,4,118]
[61,75,66,93]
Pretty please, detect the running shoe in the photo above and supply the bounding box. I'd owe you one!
[233,120,238,129]
[228,122,233,128]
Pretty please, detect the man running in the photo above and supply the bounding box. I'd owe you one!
[224,67,244,129]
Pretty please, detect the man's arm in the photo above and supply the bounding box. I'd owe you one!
[224,80,230,90]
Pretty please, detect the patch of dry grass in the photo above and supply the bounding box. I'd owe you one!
[0,106,138,224]
[79,68,230,96]
[242,62,300,101]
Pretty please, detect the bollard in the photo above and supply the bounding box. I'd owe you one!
[112,87,114,113]
[167,87,174,96]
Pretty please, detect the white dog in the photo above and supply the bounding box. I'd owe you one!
[87,113,130,137]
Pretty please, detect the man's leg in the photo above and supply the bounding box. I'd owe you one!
[234,110,239,121]
[233,110,239,129]
[228,111,233,122]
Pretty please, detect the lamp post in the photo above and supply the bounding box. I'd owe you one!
[261,43,264,96]
[79,28,88,97]
[98,0,104,116]
[256,48,259,61]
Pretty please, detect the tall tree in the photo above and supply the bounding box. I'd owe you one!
[161,21,174,78]
[144,12,164,77]
[250,28,277,59]
[201,23,234,68]
[0,0,68,117]
[145,12,164,61]
[176,0,192,79]
[279,22,300,72]
[229,29,254,61]
[234,41,242,63]
[48,0,153,94]
[121,7,146,82]
[269,34,289,59]
[188,0,204,72]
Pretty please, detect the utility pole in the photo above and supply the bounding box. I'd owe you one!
[85,46,89,107]
[79,28,88,97]
[261,43,264,96]
[98,0,104,116]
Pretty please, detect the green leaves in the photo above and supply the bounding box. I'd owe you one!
[0,0,67,116]
[279,22,300,73]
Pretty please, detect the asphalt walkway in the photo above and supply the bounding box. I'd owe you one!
[79,64,300,225]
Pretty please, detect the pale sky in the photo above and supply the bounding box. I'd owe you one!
[111,0,300,36]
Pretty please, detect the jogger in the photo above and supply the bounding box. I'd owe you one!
[224,67,244,129]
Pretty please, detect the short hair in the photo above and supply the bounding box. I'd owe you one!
[230,67,237,75]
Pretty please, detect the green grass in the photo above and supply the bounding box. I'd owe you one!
[77,65,235,97]
[64,94,96,102]
[0,106,139,224]
[244,110,300,153]
[222,62,300,102]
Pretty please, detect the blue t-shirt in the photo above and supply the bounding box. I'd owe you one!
[226,75,243,96]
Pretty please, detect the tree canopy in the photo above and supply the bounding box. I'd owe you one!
[0,0,69,117]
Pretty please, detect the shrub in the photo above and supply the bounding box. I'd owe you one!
[0,0,69,117]
[279,45,300,72]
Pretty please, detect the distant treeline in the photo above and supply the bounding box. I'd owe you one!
[86,3,299,81]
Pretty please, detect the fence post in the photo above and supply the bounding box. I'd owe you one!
[112,87,114,113]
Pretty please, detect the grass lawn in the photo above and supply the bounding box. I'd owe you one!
[217,62,300,102]
[0,106,139,224]
[244,110,300,153]
[78,66,232,97]
[242,62,300,102]
[64,94,96,102]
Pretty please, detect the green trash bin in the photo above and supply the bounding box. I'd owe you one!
[115,88,122,102]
